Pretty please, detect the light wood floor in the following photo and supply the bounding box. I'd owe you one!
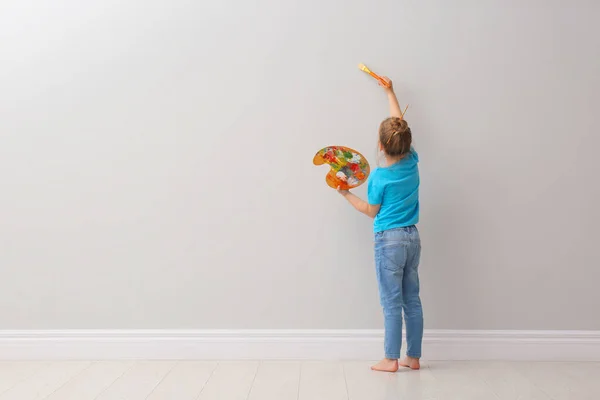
[0,360,598,399]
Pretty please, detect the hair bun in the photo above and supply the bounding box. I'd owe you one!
[379,117,412,157]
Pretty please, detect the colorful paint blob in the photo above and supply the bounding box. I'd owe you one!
[313,146,370,190]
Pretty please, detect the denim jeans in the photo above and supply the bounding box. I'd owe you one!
[374,225,423,359]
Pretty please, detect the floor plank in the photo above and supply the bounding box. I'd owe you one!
[561,362,600,400]
[247,361,300,400]
[515,362,600,400]
[45,361,134,400]
[344,361,443,400]
[95,361,176,400]
[298,361,348,400]
[343,361,404,400]
[0,362,49,395]
[426,361,500,400]
[397,365,446,400]
[0,361,90,400]
[197,361,258,400]
[0,360,597,400]
[471,361,552,400]
[146,361,217,400]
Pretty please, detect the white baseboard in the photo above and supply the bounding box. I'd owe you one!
[1,330,599,361]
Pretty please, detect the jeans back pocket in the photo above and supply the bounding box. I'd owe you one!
[379,242,407,272]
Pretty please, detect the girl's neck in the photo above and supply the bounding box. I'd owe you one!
[384,154,403,166]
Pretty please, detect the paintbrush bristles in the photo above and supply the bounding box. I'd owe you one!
[358,63,371,73]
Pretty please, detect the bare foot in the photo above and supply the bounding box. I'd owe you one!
[371,358,399,372]
[399,356,420,370]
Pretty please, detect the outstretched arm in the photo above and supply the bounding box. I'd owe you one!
[379,77,404,119]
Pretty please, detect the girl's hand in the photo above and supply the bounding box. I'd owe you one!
[379,76,394,92]
[337,186,350,197]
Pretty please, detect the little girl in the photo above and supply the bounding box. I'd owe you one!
[338,77,423,372]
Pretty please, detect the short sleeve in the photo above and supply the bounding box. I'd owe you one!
[367,171,383,205]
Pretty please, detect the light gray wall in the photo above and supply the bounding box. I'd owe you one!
[1,0,599,330]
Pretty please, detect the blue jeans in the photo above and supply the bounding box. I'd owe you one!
[375,226,423,359]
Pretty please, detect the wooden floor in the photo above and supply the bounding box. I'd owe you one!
[0,360,598,399]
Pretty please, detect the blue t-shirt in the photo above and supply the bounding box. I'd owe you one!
[368,149,420,233]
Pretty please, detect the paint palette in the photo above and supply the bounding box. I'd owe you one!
[313,146,370,190]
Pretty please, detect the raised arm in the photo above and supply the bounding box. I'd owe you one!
[379,77,403,119]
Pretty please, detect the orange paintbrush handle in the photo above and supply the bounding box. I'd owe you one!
[359,63,392,88]
[368,71,390,88]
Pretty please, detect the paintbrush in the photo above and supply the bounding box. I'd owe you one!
[358,63,391,88]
